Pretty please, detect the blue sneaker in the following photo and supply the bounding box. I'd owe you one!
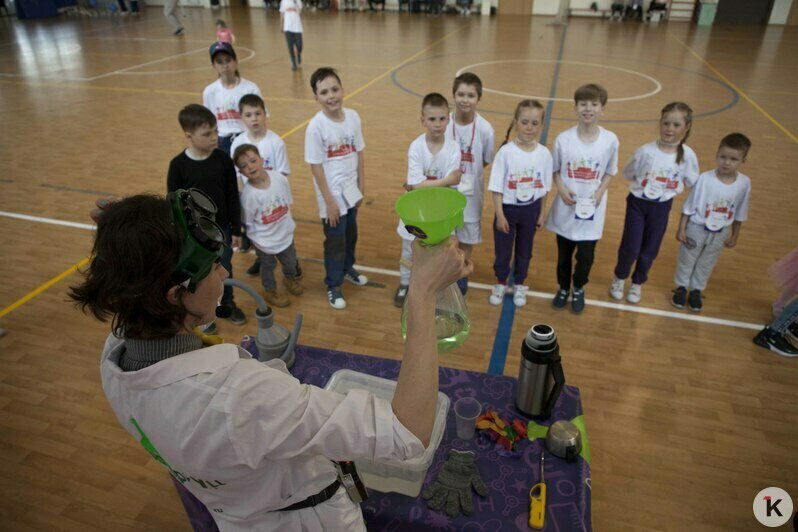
[344,269,368,286]
[327,287,347,309]
[571,288,585,314]
[457,277,469,295]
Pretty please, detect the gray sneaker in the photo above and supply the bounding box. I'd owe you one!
[393,285,408,308]
[552,289,569,310]
[571,288,586,314]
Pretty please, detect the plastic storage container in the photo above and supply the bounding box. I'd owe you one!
[324,369,450,497]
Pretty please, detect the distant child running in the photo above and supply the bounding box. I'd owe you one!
[280,0,304,71]
[488,99,553,308]
[215,19,235,44]
[609,102,699,304]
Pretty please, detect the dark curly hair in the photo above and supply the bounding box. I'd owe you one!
[69,195,197,339]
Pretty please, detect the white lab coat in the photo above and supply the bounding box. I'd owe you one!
[99,334,424,531]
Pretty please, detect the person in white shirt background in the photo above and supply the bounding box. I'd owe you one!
[609,101,699,305]
[69,192,472,532]
[203,42,263,156]
[545,83,619,314]
[395,92,461,307]
[445,72,495,296]
[671,133,752,313]
[487,99,553,308]
[304,67,369,310]
[280,0,304,71]
[234,143,304,309]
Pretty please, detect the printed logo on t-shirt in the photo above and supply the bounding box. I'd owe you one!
[326,134,358,159]
[566,158,600,181]
[258,196,290,225]
[262,156,274,171]
[508,167,545,190]
[704,199,735,222]
[641,167,680,190]
[424,162,445,181]
[215,105,241,122]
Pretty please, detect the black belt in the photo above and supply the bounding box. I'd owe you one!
[277,480,341,512]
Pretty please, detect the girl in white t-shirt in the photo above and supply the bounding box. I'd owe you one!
[280,0,303,71]
[610,102,699,304]
[203,42,263,156]
[487,100,553,308]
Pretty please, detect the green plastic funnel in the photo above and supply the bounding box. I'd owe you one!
[395,188,466,245]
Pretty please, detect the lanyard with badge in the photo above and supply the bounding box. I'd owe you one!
[569,146,601,221]
[704,205,730,232]
[516,175,538,203]
[453,119,477,196]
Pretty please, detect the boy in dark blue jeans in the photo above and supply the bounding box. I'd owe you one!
[304,68,368,310]
[167,104,246,327]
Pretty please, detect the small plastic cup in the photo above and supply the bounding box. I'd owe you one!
[454,397,481,440]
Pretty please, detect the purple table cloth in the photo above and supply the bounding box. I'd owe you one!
[172,344,591,531]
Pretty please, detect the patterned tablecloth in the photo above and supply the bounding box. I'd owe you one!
[173,343,592,531]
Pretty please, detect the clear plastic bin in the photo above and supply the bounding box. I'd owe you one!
[324,369,450,497]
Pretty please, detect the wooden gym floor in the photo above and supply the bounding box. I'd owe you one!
[0,6,797,530]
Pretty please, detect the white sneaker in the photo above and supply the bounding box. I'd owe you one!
[489,284,505,306]
[609,277,625,300]
[626,283,642,304]
[327,288,347,310]
[513,285,528,307]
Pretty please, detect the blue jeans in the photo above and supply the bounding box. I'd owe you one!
[323,208,358,288]
[217,134,238,157]
[221,226,235,305]
[772,297,798,333]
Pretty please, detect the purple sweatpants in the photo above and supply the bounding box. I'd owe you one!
[493,200,542,285]
[614,193,673,285]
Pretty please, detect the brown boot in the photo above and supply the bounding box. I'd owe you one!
[283,276,304,296]
[263,289,290,308]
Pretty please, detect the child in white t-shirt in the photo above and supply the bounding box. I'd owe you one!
[671,133,752,312]
[445,72,495,295]
[545,84,619,314]
[231,93,292,278]
[488,100,553,308]
[304,67,368,310]
[233,144,303,308]
[394,93,462,307]
[203,42,262,156]
[609,102,700,304]
[280,0,303,71]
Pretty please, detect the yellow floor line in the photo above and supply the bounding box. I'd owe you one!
[0,257,90,319]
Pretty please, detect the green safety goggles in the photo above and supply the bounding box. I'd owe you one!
[168,188,225,292]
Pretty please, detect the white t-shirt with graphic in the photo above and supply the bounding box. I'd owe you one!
[231,130,291,185]
[545,126,619,241]
[682,170,751,231]
[280,0,303,33]
[202,78,263,137]
[240,171,296,255]
[396,134,462,241]
[304,109,366,218]
[445,112,495,223]
[624,141,699,202]
[488,141,553,206]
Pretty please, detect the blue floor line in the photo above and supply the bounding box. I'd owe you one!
[486,25,568,376]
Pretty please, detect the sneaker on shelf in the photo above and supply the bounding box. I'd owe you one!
[753,327,798,357]
[264,289,290,308]
[786,321,798,343]
[626,283,642,304]
[489,284,506,306]
[293,262,304,281]
[227,303,247,325]
[246,260,261,277]
[327,287,347,310]
[687,289,702,312]
[344,269,368,286]
[283,277,303,296]
[609,277,625,300]
[552,289,569,310]
[202,322,217,335]
[671,286,687,309]
[513,285,528,308]
[456,277,469,295]
[173,27,184,36]
[393,284,408,308]
[571,288,585,314]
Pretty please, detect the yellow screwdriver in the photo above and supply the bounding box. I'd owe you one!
[529,452,546,529]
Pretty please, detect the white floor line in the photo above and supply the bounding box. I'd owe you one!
[0,209,764,331]
[85,47,207,80]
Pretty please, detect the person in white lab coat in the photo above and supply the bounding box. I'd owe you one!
[69,191,472,531]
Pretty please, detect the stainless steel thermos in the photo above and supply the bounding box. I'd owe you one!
[516,324,565,419]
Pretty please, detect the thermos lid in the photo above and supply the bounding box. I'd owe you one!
[521,324,560,364]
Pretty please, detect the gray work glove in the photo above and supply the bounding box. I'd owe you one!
[422,450,489,517]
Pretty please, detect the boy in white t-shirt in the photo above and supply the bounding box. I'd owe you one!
[545,84,619,313]
[394,93,462,307]
[445,72,495,295]
[671,133,752,312]
[232,94,293,278]
[234,144,303,308]
[304,67,368,310]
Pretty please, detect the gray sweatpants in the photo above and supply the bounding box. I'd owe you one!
[673,221,731,291]
[399,238,413,285]
[256,242,299,291]
[164,0,181,30]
